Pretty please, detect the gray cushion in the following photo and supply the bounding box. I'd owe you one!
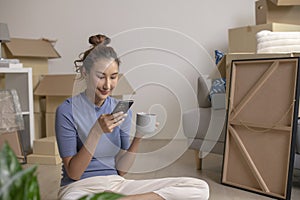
[182,107,211,139]
[188,138,224,155]
[197,76,211,108]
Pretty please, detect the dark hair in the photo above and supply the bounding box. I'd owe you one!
[74,34,120,74]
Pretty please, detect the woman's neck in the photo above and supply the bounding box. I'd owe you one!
[85,90,105,107]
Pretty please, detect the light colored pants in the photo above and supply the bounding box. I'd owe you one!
[58,175,209,200]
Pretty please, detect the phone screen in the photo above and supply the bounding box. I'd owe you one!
[111,100,134,114]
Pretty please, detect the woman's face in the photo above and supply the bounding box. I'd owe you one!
[85,59,119,106]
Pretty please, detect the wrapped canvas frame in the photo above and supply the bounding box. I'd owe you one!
[222,57,300,200]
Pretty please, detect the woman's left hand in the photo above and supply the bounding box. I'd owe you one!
[135,122,160,138]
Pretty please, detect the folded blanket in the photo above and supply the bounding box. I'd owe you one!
[256,30,300,53]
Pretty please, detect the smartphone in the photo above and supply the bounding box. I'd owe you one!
[111,100,134,114]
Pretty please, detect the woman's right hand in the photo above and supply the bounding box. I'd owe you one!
[97,111,127,133]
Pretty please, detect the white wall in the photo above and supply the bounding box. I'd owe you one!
[0,0,255,139]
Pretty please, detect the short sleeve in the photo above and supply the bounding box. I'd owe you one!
[55,102,78,158]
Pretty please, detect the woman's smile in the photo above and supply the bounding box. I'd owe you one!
[98,88,110,95]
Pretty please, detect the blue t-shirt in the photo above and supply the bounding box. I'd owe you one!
[55,93,132,186]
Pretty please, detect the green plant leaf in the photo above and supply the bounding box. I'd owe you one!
[25,175,40,200]
[78,191,125,200]
[0,142,22,188]
[0,142,40,200]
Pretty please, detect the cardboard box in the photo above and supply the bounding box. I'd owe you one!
[46,96,68,113]
[269,0,300,5]
[46,113,55,137]
[34,74,78,97]
[0,74,4,88]
[256,0,300,25]
[0,131,23,159]
[26,154,61,165]
[34,112,46,139]
[34,74,77,138]
[34,96,46,113]
[228,23,300,53]
[32,136,59,155]
[2,38,60,88]
[34,73,135,98]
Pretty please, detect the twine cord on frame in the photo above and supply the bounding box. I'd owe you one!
[230,100,295,133]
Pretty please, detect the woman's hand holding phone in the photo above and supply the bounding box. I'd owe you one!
[94,100,133,133]
[98,112,127,133]
[111,100,134,114]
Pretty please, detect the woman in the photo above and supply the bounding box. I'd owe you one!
[55,34,209,200]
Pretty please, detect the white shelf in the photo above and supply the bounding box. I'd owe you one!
[0,67,34,154]
[0,67,30,73]
[22,111,30,115]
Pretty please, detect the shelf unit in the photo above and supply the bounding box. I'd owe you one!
[0,68,34,155]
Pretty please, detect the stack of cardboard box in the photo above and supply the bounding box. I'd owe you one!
[1,38,61,140]
[27,136,61,165]
[27,74,78,165]
[34,74,77,137]
[1,38,61,165]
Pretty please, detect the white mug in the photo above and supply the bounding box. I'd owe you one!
[136,112,156,133]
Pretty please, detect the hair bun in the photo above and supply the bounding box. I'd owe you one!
[89,34,111,46]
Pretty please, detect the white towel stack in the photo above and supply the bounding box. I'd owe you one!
[256,30,300,53]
